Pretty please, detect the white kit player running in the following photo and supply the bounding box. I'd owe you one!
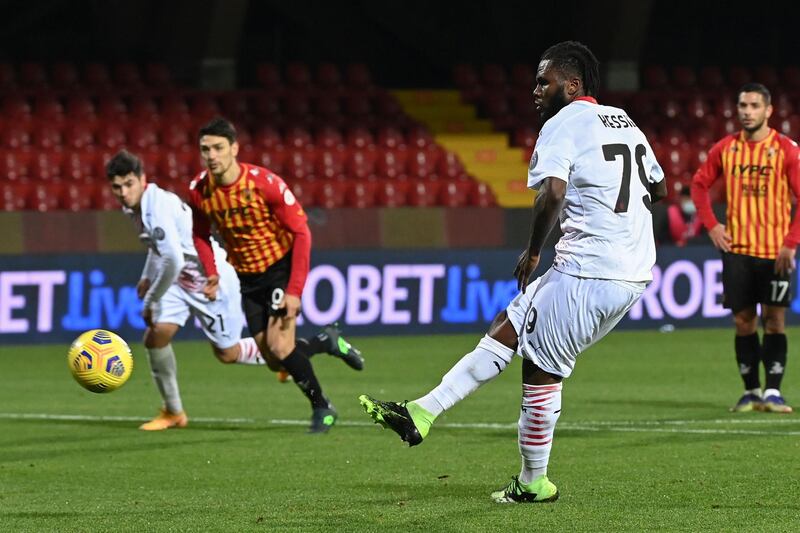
[360,41,668,503]
[106,150,265,431]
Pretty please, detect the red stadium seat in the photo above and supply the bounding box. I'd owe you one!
[159,152,194,180]
[376,149,408,180]
[754,66,779,89]
[190,93,220,119]
[34,96,64,121]
[284,149,316,181]
[777,116,800,138]
[513,126,538,150]
[0,182,30,210]
[314,94,342,119]
[346,63,373,89]
[773,93,794,119]
[251,93,281,119]
[254,148,287,174]
[727,66,751,88]
[64,122,95,150]
[660,127,687,147]
[220,92,249,120]
[3,95,31,118]
[437,179,470,207]
[407,149,440,180]
[685,96,710,119]
[316,63,342,87]
[286,62,312,88]
[161,124,191,149]
[406,179,440,207]
[0,152,30,180]
[346,127,374,149]
[1,124,32,148]
[315,181,346,208]
[0,63,15,89]
[481,64,507,87]
[66,96,96,119]
[284,94,311,119]
[32,124,63,149]
[782,66,800,90]
[30,151,64,181]
[84,63,112,88]
[642,66,668,90]
[129,95,160,121]
[453,63,479,88]
[671,66,697,90]
[315,126,344,149]
[97,95,128,119]
[285,126,313,149]
[128,124,159,150]
[62,152,96,182]
[315,148,346,180]
[376,126,406,150]
[407,127,434,149]
[468,182,496,207]
[699,66,725,90]
[344,180,377,208]
[145,63,173,87]
[289,180,317,207]
[60,182,94,211]
[374,92,402,119]
[436,152,468,181]
[114,63,143,87]
[663,146,692,178]
[374,180,408,207]
[92,182,119,210]
[256,63,282,89]
[344,94,373,117]
[19,62,47,87]
[252,126,283,150]
[346,149,377,180]
[95,123,127,150]
[661,98,681,119]
[28,182,62,211]
[511,64,535,88]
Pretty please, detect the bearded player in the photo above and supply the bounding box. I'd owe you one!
[360,41,667,502]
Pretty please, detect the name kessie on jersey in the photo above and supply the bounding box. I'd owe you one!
[597,113,637,129]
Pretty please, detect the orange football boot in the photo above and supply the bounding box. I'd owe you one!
[139,408,188,431]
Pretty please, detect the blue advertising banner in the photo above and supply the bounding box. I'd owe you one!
[2,247,800,344]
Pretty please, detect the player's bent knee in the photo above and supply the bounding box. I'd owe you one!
[212,345,239,364]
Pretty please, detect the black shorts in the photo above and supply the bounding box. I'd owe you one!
[721,252,792,312]
[238,254,292,335]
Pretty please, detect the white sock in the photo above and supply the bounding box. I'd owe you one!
[414,335,514,417]
[763,388,780,398]
[147,344,183,414]
[235,337,265,365]
[747,387,763,398]
[518,382,562,485]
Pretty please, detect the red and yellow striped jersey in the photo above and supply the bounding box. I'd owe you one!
[188,163,311,296]
[691,128,800,259]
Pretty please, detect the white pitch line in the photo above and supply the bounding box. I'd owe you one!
[0,412,798,436]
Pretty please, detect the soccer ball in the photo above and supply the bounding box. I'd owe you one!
[67,329,134,393]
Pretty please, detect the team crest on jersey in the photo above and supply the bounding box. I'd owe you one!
[152,227,165,240]
[241,188,254,203]
[768,147,776,159]
[529,151,538,171]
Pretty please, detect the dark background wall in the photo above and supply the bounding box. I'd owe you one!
[1,0,797,88]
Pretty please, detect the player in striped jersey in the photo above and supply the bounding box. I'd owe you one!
[692,83,800,414]
[189,118,364,433]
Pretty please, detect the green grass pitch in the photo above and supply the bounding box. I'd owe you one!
[1,328,798,532]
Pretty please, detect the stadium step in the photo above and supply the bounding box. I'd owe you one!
[392,89,532,207]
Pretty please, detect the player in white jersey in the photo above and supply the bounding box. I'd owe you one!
[360,41,668,503]
[106,150,268,431]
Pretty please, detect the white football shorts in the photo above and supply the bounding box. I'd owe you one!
[506,267,645,378]
[153,265,244,349]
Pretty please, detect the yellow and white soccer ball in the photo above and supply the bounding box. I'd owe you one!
[67,329,133,393]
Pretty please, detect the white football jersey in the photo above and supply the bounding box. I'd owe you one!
[528,99,664,282]
[125,184,227,306]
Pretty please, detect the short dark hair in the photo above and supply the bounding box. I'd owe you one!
[105,149,143,180]
[738,82,771,105]
[540,40,600,97]
[198,117,237,144]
